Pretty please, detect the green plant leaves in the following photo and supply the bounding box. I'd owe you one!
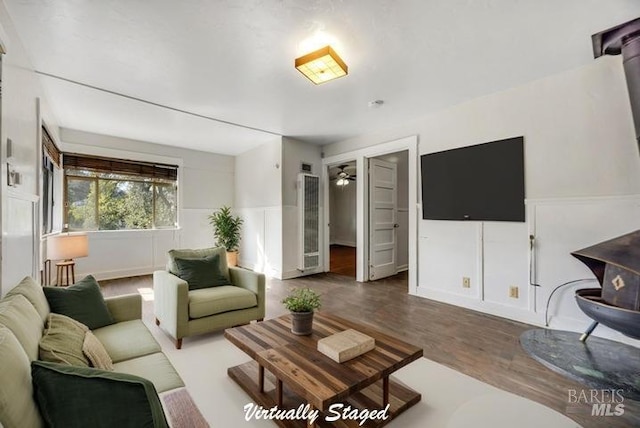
[208,206,243,251]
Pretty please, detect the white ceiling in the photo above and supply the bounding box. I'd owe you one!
[5,0,640,155]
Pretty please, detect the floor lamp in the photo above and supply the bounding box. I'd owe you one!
[46,233,89,286]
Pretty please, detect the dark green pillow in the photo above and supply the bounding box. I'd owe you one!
[32,361,168,428]
[174,254,229,290]
[43,275,115,330]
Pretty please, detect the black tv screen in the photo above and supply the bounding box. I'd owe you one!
[421,137,525,222]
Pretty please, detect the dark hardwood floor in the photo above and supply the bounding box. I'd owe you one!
[101,272,638,428]
[329,244,356,277]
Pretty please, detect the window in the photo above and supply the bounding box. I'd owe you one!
[42,126,60,234]
[63,154,178,231]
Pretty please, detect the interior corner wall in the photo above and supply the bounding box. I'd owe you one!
[0,3,61,295]
[322,57,640,345]
[234,138,283,278]
[59,128,235,280]
[281,137,323,279]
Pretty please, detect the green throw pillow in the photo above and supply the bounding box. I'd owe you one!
[174,254,229,290]
[43,275,115,330]
[32,361,168,428]
[167,246,229,279]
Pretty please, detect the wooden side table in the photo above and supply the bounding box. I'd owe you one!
[55,260,75,287]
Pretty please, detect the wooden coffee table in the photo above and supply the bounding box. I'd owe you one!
[225,312,423,427]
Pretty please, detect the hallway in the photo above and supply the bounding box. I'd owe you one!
[329,244,356,278]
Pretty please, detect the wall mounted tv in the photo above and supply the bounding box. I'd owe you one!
[420,136,525,222]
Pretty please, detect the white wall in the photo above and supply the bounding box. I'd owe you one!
[0,3,61,294]
[59,128,235,281]
[323,57,640,344]
[329,176,357,247]
[281,137,323,279]
[234,138,283,278]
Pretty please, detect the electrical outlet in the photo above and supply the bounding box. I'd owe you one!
[462,277,471,288]
[509,286,519,298]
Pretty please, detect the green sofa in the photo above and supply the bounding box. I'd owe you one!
[153,247,265,349]
[0,276,204,428]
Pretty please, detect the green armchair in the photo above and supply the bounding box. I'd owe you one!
[153,247,265,349]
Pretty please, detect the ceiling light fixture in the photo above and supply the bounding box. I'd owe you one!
[295,45,348,85]
[336,178,349,187]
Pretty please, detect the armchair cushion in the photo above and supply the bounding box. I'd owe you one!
[167,246,229,280]
[31,361,168,428]
[43,275,115,330]
[188,285,258,319]
[173,254,229,290]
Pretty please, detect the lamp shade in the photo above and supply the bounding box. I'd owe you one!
[47,233,89,260]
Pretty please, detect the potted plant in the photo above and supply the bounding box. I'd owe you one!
[208,206,243,267]
[282,288,321,335]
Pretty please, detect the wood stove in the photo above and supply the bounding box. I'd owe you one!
[572,229,640,341]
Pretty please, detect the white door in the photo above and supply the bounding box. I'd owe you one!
[368,158,397,280]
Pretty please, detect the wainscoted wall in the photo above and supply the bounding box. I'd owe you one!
[4,194,38,287]
[72,209,219,281]
[530,196,640,341]
[322,58,640,344]
[74,229,176,280]
[418,196,640,344]
[236,206,282,279]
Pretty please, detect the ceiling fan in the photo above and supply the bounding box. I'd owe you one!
[332,164,356,186]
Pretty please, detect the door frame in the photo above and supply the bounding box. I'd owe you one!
[322,135,419,294]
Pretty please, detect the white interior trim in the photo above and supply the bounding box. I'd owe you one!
[322,135,419,293]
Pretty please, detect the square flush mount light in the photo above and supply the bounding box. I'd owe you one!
[295,45,348,85]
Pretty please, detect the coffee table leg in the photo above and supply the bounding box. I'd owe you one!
[258,365,264,392]
[276,379,283,407]
[383,376,389,407]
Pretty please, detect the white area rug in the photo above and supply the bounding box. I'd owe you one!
[145,319,580,428]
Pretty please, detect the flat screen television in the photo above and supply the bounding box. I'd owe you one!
[421,136,525,222]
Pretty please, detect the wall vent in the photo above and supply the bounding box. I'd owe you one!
[300,162,313,173]
[298,173,320,270]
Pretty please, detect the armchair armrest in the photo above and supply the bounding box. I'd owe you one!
[153,271,189,340]
[229,267,265,319]
[105,294,142,322]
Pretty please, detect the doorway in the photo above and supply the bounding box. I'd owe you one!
[321,135,418,293]
[328,161,357,277]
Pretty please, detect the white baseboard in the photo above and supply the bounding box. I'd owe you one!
[415,286,543,327]
[397,264,408,272]
[77,266,164,283]
[281,267,323,280]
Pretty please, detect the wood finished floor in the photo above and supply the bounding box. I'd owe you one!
[329,244,356,278]
[101,272,639,428]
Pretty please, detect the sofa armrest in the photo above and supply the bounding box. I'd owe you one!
[105,294,142,322]
[153,271,189,340]
[229,267,265,318]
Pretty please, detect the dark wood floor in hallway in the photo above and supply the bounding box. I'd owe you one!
[102,272,638,428]
[329,244,356,277]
